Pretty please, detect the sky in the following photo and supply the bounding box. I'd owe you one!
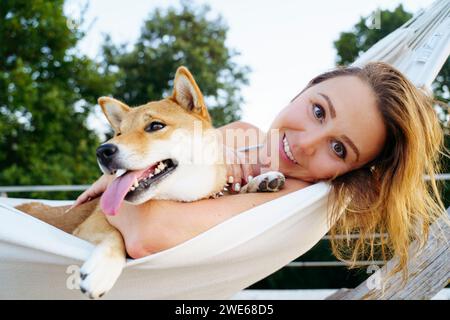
[64,0,435,134]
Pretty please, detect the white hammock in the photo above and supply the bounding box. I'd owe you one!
[0,0,449,299]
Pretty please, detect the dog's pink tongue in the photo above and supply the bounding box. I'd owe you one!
[100,169,145,216]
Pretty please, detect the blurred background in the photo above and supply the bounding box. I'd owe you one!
[0,0,448,293]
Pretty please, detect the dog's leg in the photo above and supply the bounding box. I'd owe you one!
[15,199,98,234]
[239,171,285,193]
[73,208,126,299]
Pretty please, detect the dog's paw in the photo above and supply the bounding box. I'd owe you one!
[255,171,285,192]
[240,171,285,193]
[78,245,125,299]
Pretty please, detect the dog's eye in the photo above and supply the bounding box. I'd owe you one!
[116,132,121,136]
[145,121,166,132]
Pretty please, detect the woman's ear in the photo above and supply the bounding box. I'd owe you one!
[171,66,212,123]
[98,97,131,132]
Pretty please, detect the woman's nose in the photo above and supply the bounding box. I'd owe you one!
[293,131,323,156]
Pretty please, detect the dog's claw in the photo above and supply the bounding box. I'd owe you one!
[268,179,279,189]
[242,171,285,193]
[77,244,125,299]
[258,180,268,191]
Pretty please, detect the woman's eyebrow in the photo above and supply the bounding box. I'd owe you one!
[341,135,360,163]
[318,92,360,163]
[318,92,336,118]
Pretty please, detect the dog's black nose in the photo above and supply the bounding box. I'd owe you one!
[96,144,118,168]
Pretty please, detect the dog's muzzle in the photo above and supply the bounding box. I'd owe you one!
[96,143,119,173]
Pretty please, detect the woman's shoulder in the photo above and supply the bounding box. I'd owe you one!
[218,121,265,150]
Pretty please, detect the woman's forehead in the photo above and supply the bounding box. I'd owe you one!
[311,76,373,101]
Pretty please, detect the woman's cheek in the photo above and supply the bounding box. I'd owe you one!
[308,159,335,180]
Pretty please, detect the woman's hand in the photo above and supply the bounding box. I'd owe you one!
[223,146,258,193]
[66,174,115,211]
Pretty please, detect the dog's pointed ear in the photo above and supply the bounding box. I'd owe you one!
[98,97,130,132]
[171,66,211,123]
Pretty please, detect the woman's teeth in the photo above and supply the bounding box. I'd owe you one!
[283,136,298,164]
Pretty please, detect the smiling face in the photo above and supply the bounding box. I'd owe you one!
[262,75,387,182]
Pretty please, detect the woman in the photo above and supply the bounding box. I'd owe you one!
[71,62,448,281]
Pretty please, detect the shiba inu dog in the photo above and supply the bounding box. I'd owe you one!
[16,66,285,299]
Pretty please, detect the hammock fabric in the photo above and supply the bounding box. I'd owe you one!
[0,183,331,299]
[0,0,449,299]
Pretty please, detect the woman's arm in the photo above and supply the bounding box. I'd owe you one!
[106,178,311,258]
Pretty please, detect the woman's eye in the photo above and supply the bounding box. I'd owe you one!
[332,141,347,159]
[145,121,166,132]
[313,103,325,121]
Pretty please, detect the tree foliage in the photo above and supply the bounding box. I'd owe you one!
[334,5,412,65]
[334,4,448,104]
[102,2,250,127]
[0,1,250,199]
[0,0,115,198]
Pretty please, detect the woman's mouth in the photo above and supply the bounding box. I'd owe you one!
[280,134,299,165]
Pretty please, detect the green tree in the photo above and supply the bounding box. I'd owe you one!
[0,0,115,199]
[334,4,449,105]
[334,5,412,65]
[102,2,250,127]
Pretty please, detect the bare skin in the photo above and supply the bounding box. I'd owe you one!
[21,75,386,259]
[259,75,386,182]
[105,76,386,258]
[106,121,312,258]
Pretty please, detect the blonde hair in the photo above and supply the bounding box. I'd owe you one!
[303,62,449,283]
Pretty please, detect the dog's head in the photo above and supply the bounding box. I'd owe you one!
[97,67,224,216]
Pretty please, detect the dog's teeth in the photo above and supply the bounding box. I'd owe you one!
[130,186,135,191]
[154,168,161,174]
[116,169,126,177]
[157,162,165,170]
[133,180,139,187]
